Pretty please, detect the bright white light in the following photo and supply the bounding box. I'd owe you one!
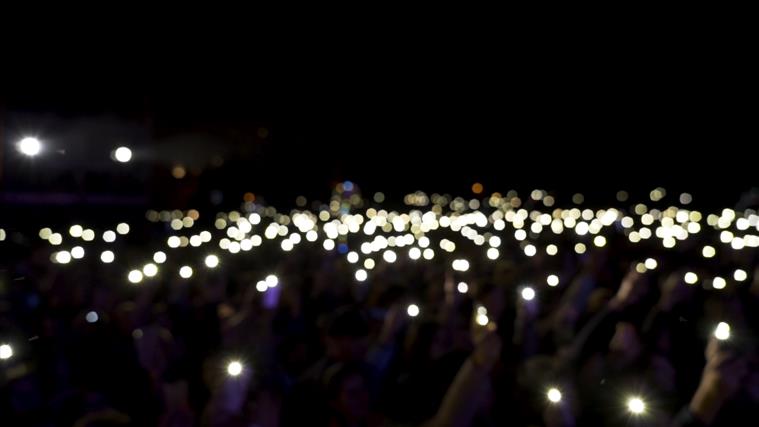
[167,236,181,248]
[227,360,243,377]
[684,272,698,284]
[546,244,558,256]
[487,248,499,260]
[524,244,537,257]
[383,250,397,263]
[179,266,193,279]
[347,251,359,263]
[713,277,726,290]
[422,248,435,260]
[644,258,657,270]
[113,146,132,163]
[71,246,85,259]
[702,246,716,258]
[627,397,646,414]
[476,313,489,326]
[593,235,606,247]
[116,223,130,235]
[103,230,116,242]
[323,239,335,250]
[0,344,13,360]
[306,230,318,242]
[128,270,143,284]
[55,251,72,264]
[355,269,368,282]
[100,250,114,263]
[69,225,83,237]
[734,269,747,282]
[547,388,562,403]
[452,259,470,272]
[81,229,95,241]
[17,137,41,156]
[457,282,468,293]
[407,304,420,317]
[256,281,268,292]
[265,274,279,288]
[49,233,63,246]
[153,251,167,264]
[143,263,158,277]
[205,255,219,268]
[714,322,731,341]
[86,311,99,323]
[408,247,421,260]
[547,275,559,287]
[521,286,536,301]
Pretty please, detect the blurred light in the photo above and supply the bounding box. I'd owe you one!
[593,235,607,247]
[39,227,52,240]
[547,387,562,403]
[574,243,586,254]
[524,244,537,257]
[172,165,186,179]
[347,251,359,263]
[100,250,115,263]
[452,259,470,271]
[86,311,99,323]
[680,193,693,205]
[266,274,279,288]
[457,282,468,293]
[0,344,12,360]
[471,183,483,194]
[116,223,130,235]
[153,251,167,264]
[408,247,421,260]
[644,258,657,270]
[17,137,42,156]
[521,286,536,301]
[81,229,95,241]
[476,312,489,326]
[734,269,747,282]
[712,277,726,290]
[423,248,435,260]
[113,146,132,163]
[179,266,193,279]
[306,230,318,242]
[71,246,85,259]
[55,251,71,264]
[546,244,558,256]
[128,270,143,284]
[103,230,116,242]
[407,304,420,317]
[69,225,83,237]
[323,239,335,250]
[227,361,243,377]
[355,269,368,282]
[635,263,647,273]
[547,275,559,287]
[167,236,181,248]
[256,281,268,292]
[364,259,375,269]
[383,250,397,263]
[49,233,63,245]
[487,248,499,260]
[702,246,716,258]
[714,322,731,341]
[143,263,158,277]
[627,397,646,415]
[684,272,698,284]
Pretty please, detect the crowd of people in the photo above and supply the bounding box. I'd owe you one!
[1,192,758,427]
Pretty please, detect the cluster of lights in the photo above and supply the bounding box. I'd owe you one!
[5,183,759,388]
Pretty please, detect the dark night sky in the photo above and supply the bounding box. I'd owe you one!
[2,45,756,209]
